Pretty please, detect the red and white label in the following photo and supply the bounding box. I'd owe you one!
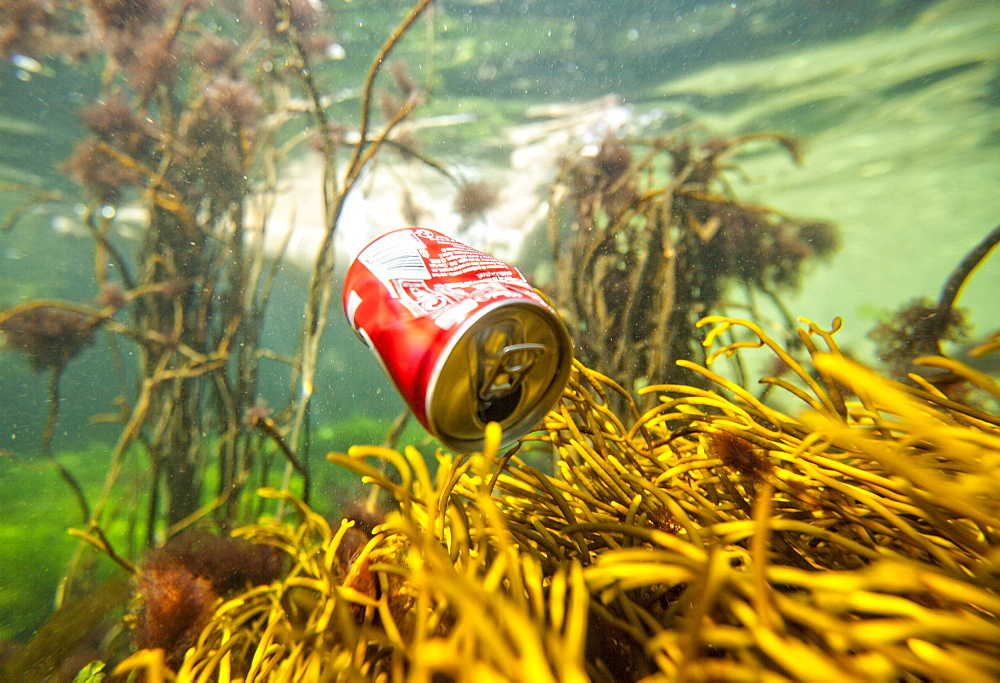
[343,228,552,430]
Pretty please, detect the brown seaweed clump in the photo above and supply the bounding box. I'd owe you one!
[130,531,283,670]
[245,0,334,55]
[0,305,96,372]
[453,180,499,228]
[1,0,62,56]
[869,222,1000,385]
[112,315,999,682]
[0,0,92,59]
[546,130,839,400]
[703,430,774,485]
[870,297,969,380]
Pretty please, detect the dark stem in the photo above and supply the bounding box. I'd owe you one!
[43,368,91,524]
[364,409,412,511]
[85,208,136,291]
[381,409,411,450]
[937,222,1000,317]
[91,524,138,575]
[275,0,339,203]
[487,444,522,495]
[921,222,1000,347]
[146,453,161,548]
[255,416,310,505]
[345,0,436,186]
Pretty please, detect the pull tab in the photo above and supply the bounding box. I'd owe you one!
[471,322,545,424]
[479,342,545,401]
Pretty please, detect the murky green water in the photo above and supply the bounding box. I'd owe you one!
[1,0,997,659]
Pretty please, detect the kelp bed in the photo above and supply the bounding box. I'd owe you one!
[109,315,1000,682]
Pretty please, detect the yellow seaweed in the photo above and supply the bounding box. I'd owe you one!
[134,316,997,681]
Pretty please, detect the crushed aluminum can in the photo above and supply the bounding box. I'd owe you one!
[343,227,573,453]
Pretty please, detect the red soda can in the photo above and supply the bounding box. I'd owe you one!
[343,228,573,453]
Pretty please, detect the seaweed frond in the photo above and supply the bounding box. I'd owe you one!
[120,315,999,681]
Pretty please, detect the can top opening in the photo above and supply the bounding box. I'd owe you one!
[427,302,572,453]
[478,383,523,424]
